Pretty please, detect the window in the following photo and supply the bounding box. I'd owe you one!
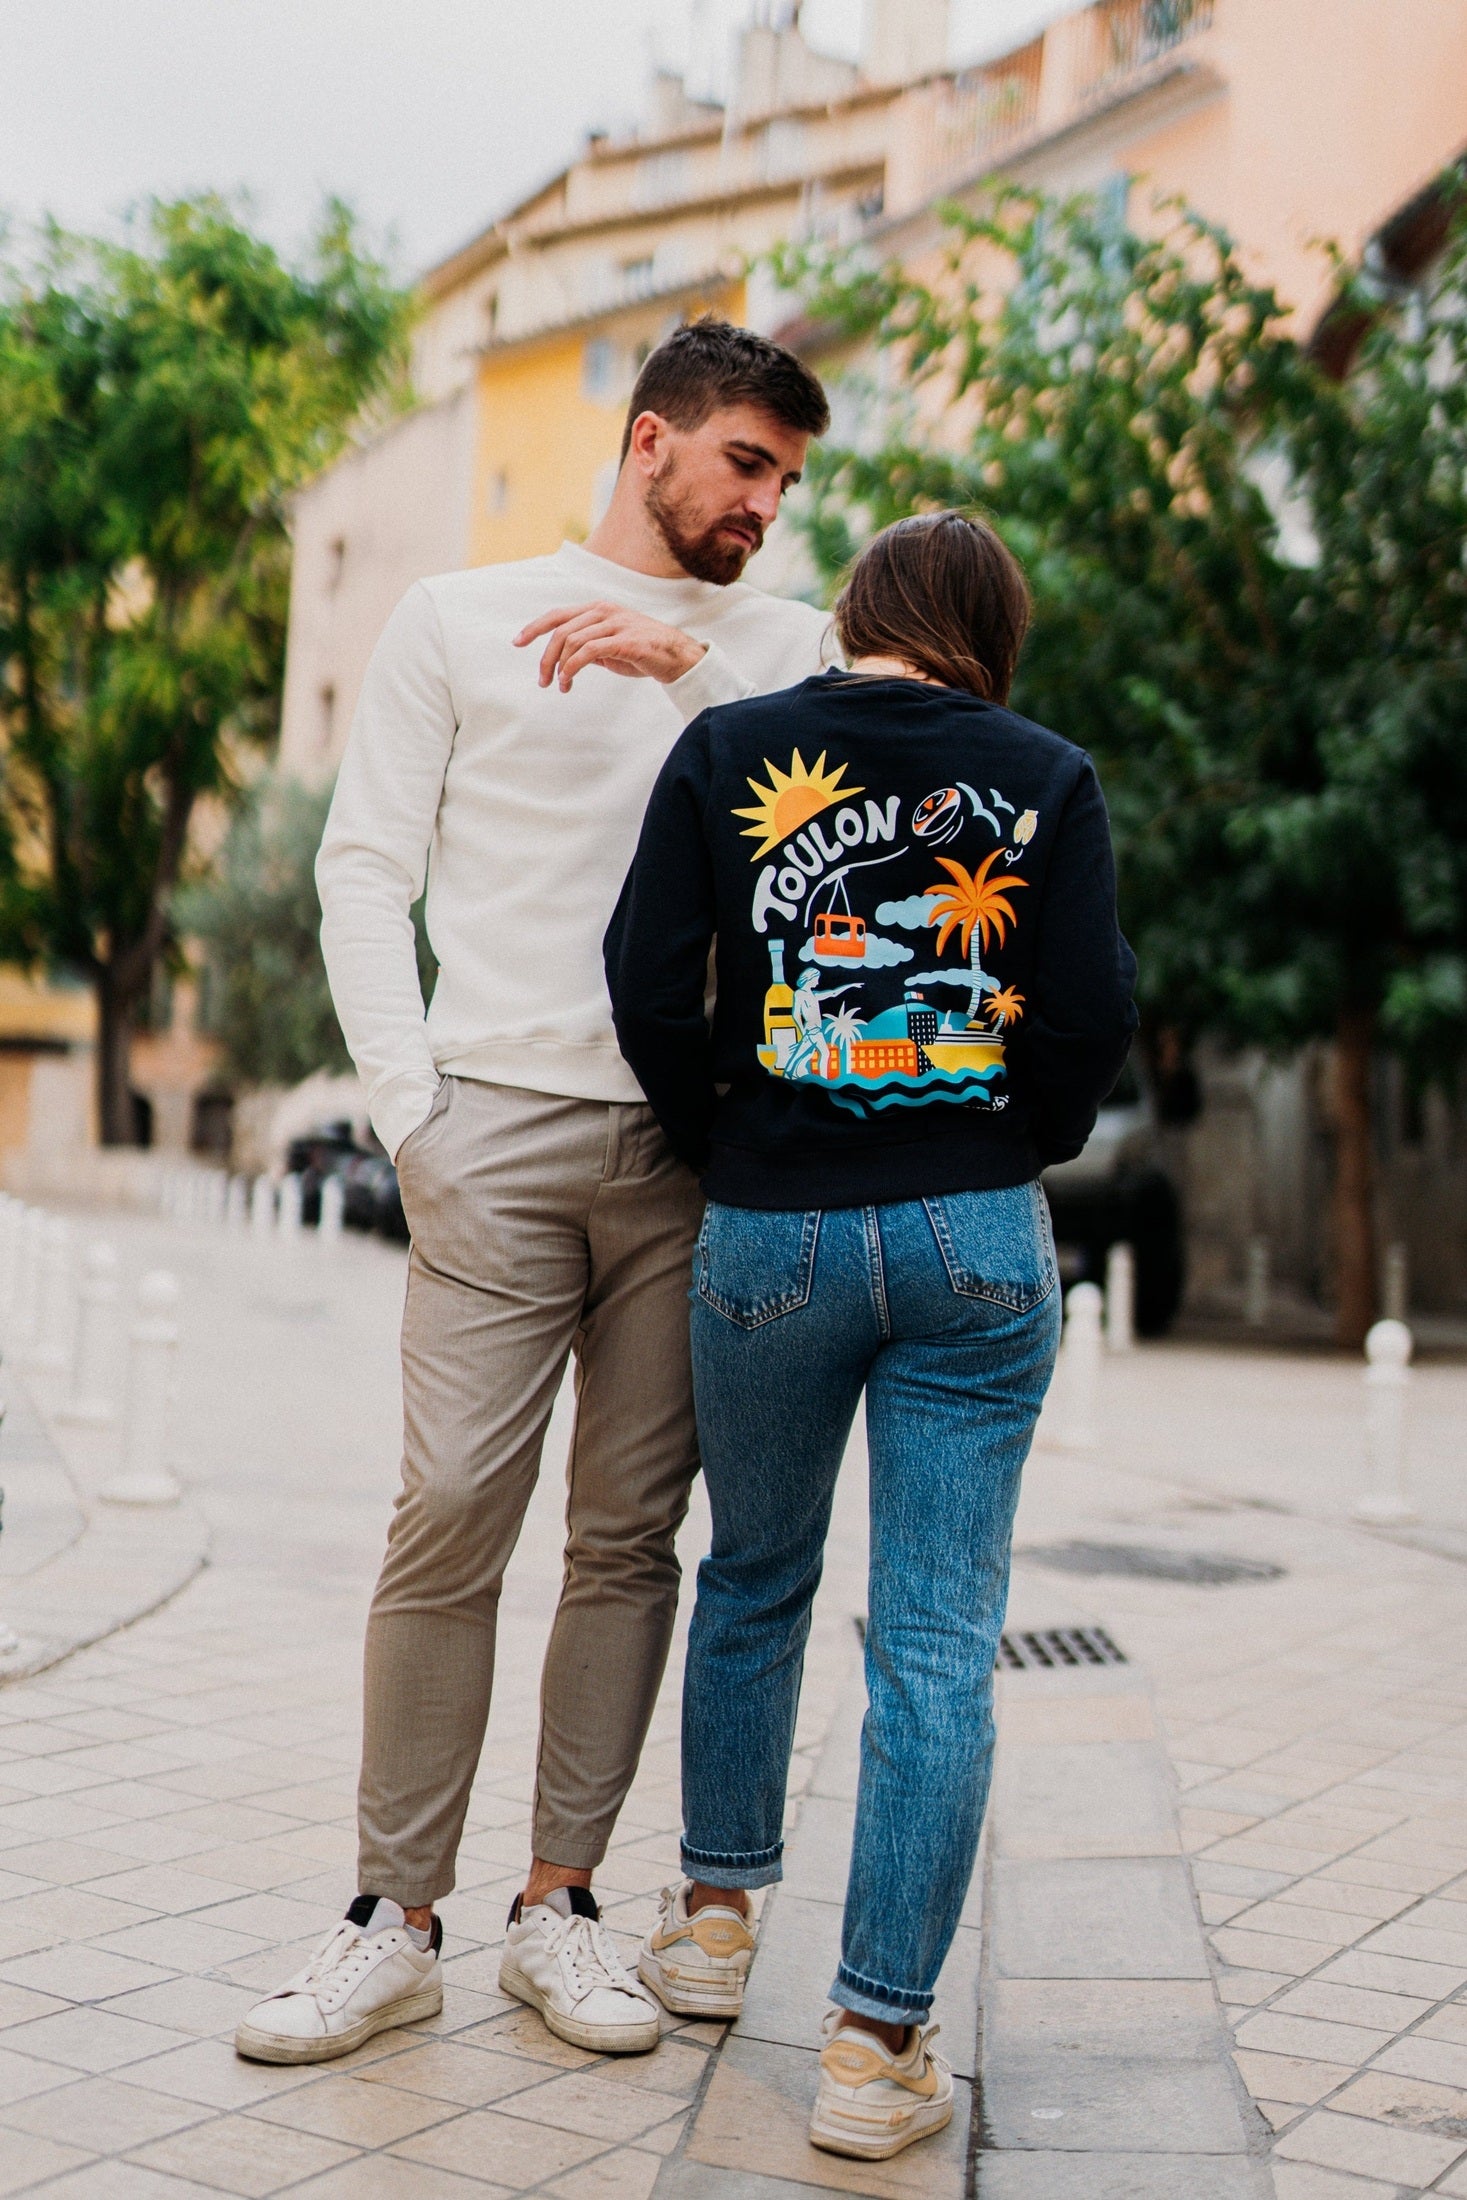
[486,469,509,515]
[583,338,619,399]
[621,255,656,301]
[485,290,499,340]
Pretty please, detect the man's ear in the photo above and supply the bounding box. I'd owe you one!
[627,410,668,476]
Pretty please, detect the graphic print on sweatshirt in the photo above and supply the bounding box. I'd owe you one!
[736,749,1037,1120]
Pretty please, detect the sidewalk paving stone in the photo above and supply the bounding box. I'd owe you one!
[1,1212,1465,2192]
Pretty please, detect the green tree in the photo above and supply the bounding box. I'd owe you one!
[177,776,349,1089]
[180,773,436,1091]
[776,176,1467,1345]
[0,197,410,1142]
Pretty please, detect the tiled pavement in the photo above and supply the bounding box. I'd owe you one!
[1010,1342,1467,2198]
[0,1208,1465,2196]
[0,1211,865,2199]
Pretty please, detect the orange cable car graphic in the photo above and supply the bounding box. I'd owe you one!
[812,911,867,961]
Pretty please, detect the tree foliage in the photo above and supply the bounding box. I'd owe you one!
[178,776,350,1089]
[0,196,410,1138]
[774,174,1467,1339]
[180,773,436,1093]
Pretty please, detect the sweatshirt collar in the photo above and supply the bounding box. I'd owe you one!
[555,539,737,612]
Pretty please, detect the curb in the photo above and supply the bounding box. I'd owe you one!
[0,1365,209,1684]
[971,1652,1272,2197]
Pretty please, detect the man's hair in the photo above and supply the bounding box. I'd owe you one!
[619,318,830,462]
[834,512,1032,703]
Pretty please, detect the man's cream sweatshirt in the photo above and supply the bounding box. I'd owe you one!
[317,540,832,1159]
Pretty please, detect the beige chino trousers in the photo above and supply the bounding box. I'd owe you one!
[359,1076,704,1905]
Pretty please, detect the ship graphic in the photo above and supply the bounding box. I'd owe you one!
[759,952,1007,1119]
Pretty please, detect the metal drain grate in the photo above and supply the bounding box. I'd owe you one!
[997,1626,1127,1671]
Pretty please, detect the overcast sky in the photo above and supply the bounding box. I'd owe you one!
[1,0,1066,277]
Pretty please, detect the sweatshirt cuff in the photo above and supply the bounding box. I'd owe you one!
[664,641,753,724]
[370,1070,444,1163]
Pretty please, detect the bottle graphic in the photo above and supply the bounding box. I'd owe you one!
[762,939,797,1073]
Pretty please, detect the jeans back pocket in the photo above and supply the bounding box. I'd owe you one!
[696,1202,821,1329]
[922,1183,1056,1311]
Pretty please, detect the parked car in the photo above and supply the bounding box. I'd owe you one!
[285,1121,361,1227]
[1042,1062,1186,1335]
[284,1122,409,1245]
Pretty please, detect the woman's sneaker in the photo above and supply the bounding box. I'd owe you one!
[235,1897,442,2064]
[498,1887,660,2054]
[809,2013,954,2159]
[638,1881,757,2018]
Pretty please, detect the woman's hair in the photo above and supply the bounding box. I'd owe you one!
[833,511,1031,702]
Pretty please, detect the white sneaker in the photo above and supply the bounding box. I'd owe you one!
[235,1897,442,2064]
[499,1886,660,2054]
[809,2012,954,2159]
[638,1880,757,2018]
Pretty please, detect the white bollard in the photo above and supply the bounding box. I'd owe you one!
[29,1214,73,1372]
[1060,1281,1104,1450]
[277,1173,303,1237]
[101,1271,182,1506]
[226,1174,249,1230]
[0,1196,21,1332]
[1354,1319,1416,1525]
[1105,1241,1135,1353]
[319,1174,345,1246]
[58,1240,119,1425]
[12,1207,45,1353]
[1244,1237,1270,1328]
[250,1176,275,1237]
[1382,1242,1409,1325]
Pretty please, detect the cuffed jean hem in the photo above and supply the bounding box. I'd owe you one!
[830,1965,932,2025]
[681,1841,783,1892]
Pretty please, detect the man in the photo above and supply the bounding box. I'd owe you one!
[235,321,832,2066]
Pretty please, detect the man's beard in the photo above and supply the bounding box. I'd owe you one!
[646,463,762,585]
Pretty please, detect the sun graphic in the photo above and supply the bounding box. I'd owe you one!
[733,749,864,861]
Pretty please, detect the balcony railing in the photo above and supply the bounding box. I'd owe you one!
[1077,0,1215,101]
[910,45,1044,202]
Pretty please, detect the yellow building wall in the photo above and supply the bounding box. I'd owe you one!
[469,283,745,567]
[0,1056,34,1154]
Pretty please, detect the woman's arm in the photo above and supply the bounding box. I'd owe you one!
[604,719,719,1170]
[1020,758,1139,1165]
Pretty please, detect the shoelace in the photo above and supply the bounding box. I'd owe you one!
[288,1922,383,2001]
[543,1912,641,2002]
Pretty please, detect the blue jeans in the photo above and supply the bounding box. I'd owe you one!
[680,1184,1060,2024]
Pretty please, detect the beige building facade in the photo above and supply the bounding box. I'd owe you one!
[280,0,1467,784]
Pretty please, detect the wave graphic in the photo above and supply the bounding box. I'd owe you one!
[822,1066,1003,1119]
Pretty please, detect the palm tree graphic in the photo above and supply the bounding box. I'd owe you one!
[826,1007,864,1073]
[924,853,1028,1020]
[985,985,1026,1030]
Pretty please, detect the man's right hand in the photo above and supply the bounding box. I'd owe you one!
[514,603,708,692]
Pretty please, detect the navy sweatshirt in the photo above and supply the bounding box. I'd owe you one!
[605,671,1137,1210]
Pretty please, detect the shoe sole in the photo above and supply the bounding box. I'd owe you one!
[638,1950,745,2020]
[234,1982,443,2065]
[809,2093,954,2160]
[498,1957,660,2055]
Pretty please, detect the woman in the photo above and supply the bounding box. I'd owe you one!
[604,512,1136,2160]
